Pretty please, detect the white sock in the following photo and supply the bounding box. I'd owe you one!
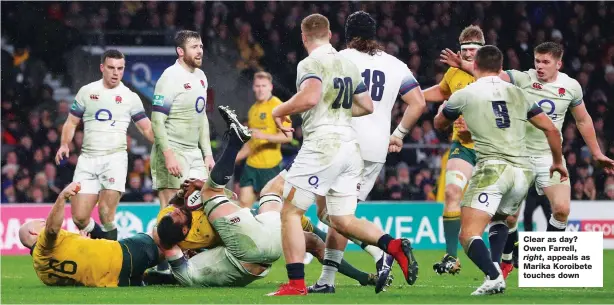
[101,222,116,232]
[549,216,567,230]
[502,253,513,261]
[364,245,384,262]
[317,248,344,286]
[82,218,96,233]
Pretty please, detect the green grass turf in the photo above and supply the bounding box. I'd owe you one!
[2,250,613,304]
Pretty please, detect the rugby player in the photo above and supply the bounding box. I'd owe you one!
[441,41,614,277]
[434,45,568,295]
[269,14,416,296]
[151,30,215,210]
[55,49,154,240]
[236,71,293,209]
[422,25,485,274]
[304,10,426,294]
[19,182,160,287]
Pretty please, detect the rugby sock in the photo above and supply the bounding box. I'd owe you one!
[466,237,500,279]
[377,234,410,276]
[286,263,305,288]
[209,132,242,188]
[156,260,170,272]
[547,216,567,232]
[488,221,509,264]
[83,218,106,239]
[317,249,343,286]
[101,222,118,240]
[311,225,371,285]
[360,243,384,263]
[443,211,461,257]
[502,226,518,263]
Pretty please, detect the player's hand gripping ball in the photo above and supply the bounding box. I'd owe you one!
[182,178,205,211]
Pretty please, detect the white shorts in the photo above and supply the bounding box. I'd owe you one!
[462,160,535,216]
[73,151,128,194]
[151,147,208,190]
[284,141,363,215]
[529,155,570,195]
[358,161,384,201]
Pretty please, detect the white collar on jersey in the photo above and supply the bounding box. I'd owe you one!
[310,43,336,56]
[476,75,502,83]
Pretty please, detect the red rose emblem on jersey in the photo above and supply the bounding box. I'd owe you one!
[115,95,122,104]
[108,177,115,184]
[200,80,206,88]
[532,83,543,90]
[558,88,566,97]
[184,83,192,90]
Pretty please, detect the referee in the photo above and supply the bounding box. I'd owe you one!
[236,71,293,208]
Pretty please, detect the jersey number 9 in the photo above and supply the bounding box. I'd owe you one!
[491,101,511,129]
[332,77,353,110]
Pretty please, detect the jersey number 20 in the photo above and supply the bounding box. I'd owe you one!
[332,77,353,109]
[491,101,511,129]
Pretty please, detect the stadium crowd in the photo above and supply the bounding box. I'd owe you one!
[2,1,614,203]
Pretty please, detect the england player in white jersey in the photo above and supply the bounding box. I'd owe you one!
[268,14,416,297]
[151,30,215,210]
[55,50,154,240]
[305,11,426,294]
[442,42,614,277]
[434,46,567,295]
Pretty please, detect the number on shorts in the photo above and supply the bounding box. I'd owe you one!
[361,69,386,101]
[332,77,353,109]
[491,101,511,129]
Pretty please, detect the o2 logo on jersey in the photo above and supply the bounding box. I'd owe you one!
[308,176,319,189]
[195,96,206,113]
[478,193,489,207]
[538,99,557,120]
[95,109,116,126]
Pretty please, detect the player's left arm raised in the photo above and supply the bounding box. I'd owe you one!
[570,101,614,175]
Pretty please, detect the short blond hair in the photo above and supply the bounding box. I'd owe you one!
[459,25,485,44]
[254,71,272,82]
[301,14,330,41]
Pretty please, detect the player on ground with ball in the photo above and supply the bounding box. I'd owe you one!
[55,49,154,240]
[304,11,426,294]
[268,14,417,297]
[434,45,568,295]
[441,42,614,277]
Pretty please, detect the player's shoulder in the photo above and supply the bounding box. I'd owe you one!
[79,79,104,92]
[557,71,581,88]
[159,61,181,78]
[444,67,471,80]
[269,95,283,105]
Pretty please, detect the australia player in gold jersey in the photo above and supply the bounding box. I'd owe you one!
[422,25,484,274]
[19,182,161,287]
[236,71,293,208]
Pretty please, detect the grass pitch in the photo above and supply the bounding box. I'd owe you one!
[2,250,613,304]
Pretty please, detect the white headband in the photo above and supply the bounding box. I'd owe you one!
[460,43,483,50]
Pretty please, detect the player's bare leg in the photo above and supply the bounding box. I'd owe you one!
[542,184,571,232]
[434,158,472,275]
[71,193,107,239]
[158,188,178,210]
[459,206,505,295]
[239,185,256,209]
[97,189,121,240]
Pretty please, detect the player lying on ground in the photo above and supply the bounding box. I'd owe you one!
[149,106,390,287]
[56,49,154,241]
[269,14,417,297]
[19,182,161,287]
[434,45,568,295]
[441,41,614,278]
[422,25,485,275]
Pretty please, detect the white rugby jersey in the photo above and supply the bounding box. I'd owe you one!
[340,48,419,163]
[152,60,209,151]
[70,80,146,156]
[295,44,367,147]
[506,69,583,155]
